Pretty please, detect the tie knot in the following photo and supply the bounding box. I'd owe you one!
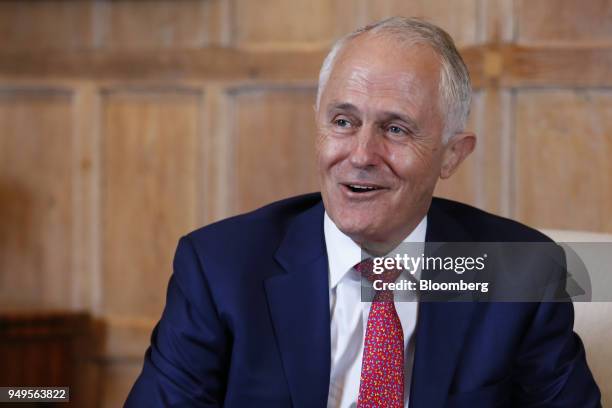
[354,258,403,285]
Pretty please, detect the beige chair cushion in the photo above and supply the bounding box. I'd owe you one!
[540,229,612,406]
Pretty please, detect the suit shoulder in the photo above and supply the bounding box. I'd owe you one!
[185,192,322,249]
[431,197,554,242]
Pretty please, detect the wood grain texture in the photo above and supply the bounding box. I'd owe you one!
[0,311,95,406]
[230,86,319,214]
[100,361,142,408]
[503,46,612,88]
[0,48,328,82]
[101,89,202,318]
[71,84,100,313]
[0,89,74,310]
[1,45,612,89]
[516,0,612,45]
[231,0,360,49]
[479,0,515,42]
[101,315,155,360]
[476,89,514,216]
[203,85,234,221]
[93,0,223,49]
[515,90,612,232]
[364,0,479,46]
[0,2,93,51]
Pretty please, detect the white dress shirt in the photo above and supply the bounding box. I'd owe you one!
[325,212,427,408]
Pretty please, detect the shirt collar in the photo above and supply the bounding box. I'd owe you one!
[324,211,427,290]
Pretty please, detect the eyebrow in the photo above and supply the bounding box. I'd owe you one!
[379,111,421,135]
[327,102,361,116]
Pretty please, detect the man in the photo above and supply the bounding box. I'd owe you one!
[126,17,600,407]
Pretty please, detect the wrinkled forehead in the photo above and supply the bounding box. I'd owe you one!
[336,32,441,72]
[327,66,423,100]
[322,35,442,114]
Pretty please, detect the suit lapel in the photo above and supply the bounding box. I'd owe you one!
[410,199,478,408]
[265,201,330,408]
[263,197,480,407]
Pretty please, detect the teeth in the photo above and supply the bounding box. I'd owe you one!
[349,184,377,191]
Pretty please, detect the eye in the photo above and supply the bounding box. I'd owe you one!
[334,118,352,128]
[387,125,406,135]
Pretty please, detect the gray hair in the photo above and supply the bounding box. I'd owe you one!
[316,16,471,141]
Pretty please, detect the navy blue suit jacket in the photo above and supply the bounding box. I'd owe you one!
[126,193,601,407]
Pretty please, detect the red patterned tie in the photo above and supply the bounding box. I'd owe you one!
[355,259,404,408]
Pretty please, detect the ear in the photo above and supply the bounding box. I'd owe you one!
[440,132,476,179]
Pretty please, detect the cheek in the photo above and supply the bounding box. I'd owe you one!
[316,132,350,170]
[388,144,443,185]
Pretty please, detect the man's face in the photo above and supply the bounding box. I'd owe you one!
[316,34,449,252]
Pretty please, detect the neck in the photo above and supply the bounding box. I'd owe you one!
[359,240,402,257]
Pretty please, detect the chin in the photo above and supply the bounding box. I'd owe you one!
[333,212,381,242]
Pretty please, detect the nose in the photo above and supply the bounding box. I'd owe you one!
[348,125,382,169]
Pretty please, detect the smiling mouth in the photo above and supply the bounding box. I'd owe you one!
[343,183,384,193]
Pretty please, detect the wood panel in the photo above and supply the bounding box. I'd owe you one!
[479,89,514,216]
[515,90,612,232]
[0,89,74,309]
[516,0,612,45]
[0,49,328,82]
[503,46,612,88]
[101,89,203,318]
[230,86,319,213]
[364,0,479,46]
[3,45,612,89]
[98,317,150,408]
[231,0,360,49]
[102,316,154,360]
[93,0,223,49]
[0,311,95,406]
[71,85,99,313]
[0,2,93,51]
[100,362,142,408]
[480,0,515,42]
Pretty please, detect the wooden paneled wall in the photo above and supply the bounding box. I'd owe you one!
[0,1,611,406]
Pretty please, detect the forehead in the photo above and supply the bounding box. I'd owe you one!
[323,34,441,112]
